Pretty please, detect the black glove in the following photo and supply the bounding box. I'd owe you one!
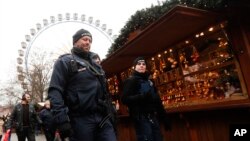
[58,122,73,138]
[163,118,172,131]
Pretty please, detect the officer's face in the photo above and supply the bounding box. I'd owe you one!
[75,36,92,52]
[94,58,101,64]
[135,60,146,73]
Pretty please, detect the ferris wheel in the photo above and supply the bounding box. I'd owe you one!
[16,13,117,91]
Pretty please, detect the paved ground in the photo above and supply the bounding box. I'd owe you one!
[9,133,46,141]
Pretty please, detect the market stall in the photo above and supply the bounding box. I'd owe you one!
[102,4,250,141]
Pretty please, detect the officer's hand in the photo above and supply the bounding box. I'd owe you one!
[58,122,73,138]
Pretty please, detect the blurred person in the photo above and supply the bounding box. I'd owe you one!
[0,117,3,140]
[39,100,56,141]
[5,93,42,141]
[48,28,117,141]
[92,53,101,65]
[121,57,171,141]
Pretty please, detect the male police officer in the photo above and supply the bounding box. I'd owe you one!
[48,29,116,141]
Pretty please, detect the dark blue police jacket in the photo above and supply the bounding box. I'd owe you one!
[48,52,106,124]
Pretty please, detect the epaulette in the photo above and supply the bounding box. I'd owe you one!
[59,53,71,58]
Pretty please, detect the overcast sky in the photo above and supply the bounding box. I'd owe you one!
[0,0,161,86]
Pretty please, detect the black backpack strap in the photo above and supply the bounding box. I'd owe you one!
[72,54,104,76]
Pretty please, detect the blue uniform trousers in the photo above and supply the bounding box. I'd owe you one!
[69,113,116,141]
[132,114,163,141]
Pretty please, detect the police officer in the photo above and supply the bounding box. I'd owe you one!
[48,29,116,141]
[121,57,171,141]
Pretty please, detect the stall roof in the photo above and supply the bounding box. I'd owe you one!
[102,5,223,77]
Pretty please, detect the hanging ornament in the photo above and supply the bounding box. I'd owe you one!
[191,45,199,62]
[168,57,177,68]
[168,50,178,69]
[114,76,119,93]
[158,54,166,72]
[115,100,120,110]
[179,52,189,69]
[150,57,157,72]
[152,69,160,80]
[161,57,166,70]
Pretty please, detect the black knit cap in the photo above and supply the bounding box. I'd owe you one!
[133,57,146,67]
[73,29,92,44]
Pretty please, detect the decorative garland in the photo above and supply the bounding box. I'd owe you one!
[106,0,228,57]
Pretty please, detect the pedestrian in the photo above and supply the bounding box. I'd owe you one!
[0,117,4,140]
[48,28,117,141]
[39,99,56,141]
[121,57,171,141]
[5,93,42,141]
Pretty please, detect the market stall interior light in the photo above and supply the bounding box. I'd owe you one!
[185,40,189,44]
[209,27,214,32]
[220,23,225,28]
[200,32,204,36]
[164,51,168,54]
[158,54,161,58]
[151,57,154,60]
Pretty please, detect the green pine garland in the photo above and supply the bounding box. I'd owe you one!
[106,0,228,57]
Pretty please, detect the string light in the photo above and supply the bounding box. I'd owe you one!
[209,27,214,32]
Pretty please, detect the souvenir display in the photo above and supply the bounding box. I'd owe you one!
[107,22,248,110]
